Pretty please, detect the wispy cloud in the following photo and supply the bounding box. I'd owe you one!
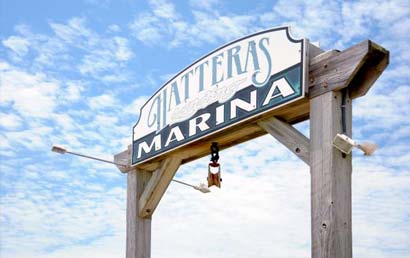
[2,36,30,57]
[129,0,257,48]
[1,1,409,257]
[2,17,135,83]
[0,112,23,130]
[0,63,60,118]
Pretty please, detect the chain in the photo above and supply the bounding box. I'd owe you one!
[210,142,219,165]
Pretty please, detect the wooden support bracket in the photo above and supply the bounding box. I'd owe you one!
[138,156,182,218]
[258,117,310,165]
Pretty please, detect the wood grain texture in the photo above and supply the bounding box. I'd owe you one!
[138,156,182,218]
[258,117,310,165]
[310,91,352,258]
[309,40,389,99]
[347,42,389,98]
[127,169,152,258]
[114,145,132,173]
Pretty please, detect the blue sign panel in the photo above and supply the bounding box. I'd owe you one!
[132,27,307,165]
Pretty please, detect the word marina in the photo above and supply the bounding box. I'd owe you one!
[133,28,305,164]
[137,77,296,159]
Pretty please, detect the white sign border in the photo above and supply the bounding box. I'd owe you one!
[132,26,309,166]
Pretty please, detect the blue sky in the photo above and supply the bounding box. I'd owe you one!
[0,0,409,257]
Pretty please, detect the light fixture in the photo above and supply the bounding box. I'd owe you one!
[51,145,127,167]
[332,134,377,156]
[172,179,210,193]
[51,145,210,193]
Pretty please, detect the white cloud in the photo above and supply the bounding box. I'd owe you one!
[354,85,410,130]
[2,125,54,151]
[3,18,134,83]
[92,114,119,127]
[88,94,118,110]
[125,95,149,114]
[0,112,23,129]
[150,0,178,20]
[0,63,59,118]
[107,24,120,32]
[131,0,403,54]
[114,37,133,61]
[129,0,257,48]
[352,163,410,257]
[63,81,84,102]
[189,0,219,10]
[79,49,118,75]
[2,36,30,56]
[50,17,93,45]
[52,113,78,131]
[76,34,134,80]
[0,176,126,257]
[129,13,163,44]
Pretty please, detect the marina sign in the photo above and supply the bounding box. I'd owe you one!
[132,27,308,165]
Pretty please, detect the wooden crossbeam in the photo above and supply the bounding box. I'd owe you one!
[309,40,389,99]
[138,156,182,218]
[114,145,132,173]
[118,40,388,172]
[258,117,310,165]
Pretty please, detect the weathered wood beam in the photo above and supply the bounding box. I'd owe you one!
[347,42,389,98]
[138,156,182,218]
[127,169,152,258]
[114,40,388,172]
[114,145,132,173]
[258,117,310,165]
[310,91,352,258]
[309,40,389,99]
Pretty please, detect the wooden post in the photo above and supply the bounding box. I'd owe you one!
[127,169,152,258]
[310,90,352,258]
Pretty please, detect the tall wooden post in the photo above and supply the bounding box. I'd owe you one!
[127,169,152,258]
[310,91,352,258]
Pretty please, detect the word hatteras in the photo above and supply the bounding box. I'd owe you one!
[132,27,308,165]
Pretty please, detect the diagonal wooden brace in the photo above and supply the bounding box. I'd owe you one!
[258,117,310,165]
[138,156,182,218]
